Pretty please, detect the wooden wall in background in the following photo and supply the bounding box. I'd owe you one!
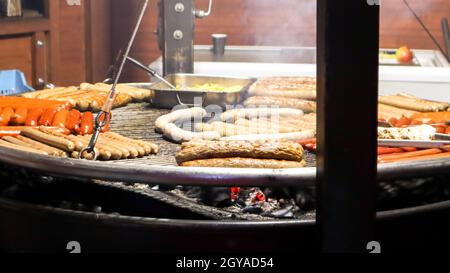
[51,0,111,86]
[3,0,447,86]
[111,0,450,83]
[52,0,88,86]
[0,0,111,88]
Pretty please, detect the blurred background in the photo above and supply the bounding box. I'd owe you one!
[0,0,448,86]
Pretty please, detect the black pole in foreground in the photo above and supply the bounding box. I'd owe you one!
[316,1,380,252]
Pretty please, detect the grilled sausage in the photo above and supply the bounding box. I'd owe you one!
[15,135,68,157]
[3,136,66,157]
[220,108,304,123]
[99,134,145,157]
[78,135,123,160]
[220,130,316,142]
[155,107,207,133]
[176,140,304,164]
[10,107,28,125]
[0,107,15,126]
[52,109,69,128]
[38,127,84,152]
[249,77,316,100]
[66,109,82,133]
[235,118,301,133]
[80,82,153,102]
[35,87,78,99]
[99,112,111,133]
[181,157,306,168]
[378,104,418,119]
[379,94,449,112]
[243,96,316,113]
[103,132,158,154]
[21,87,67,99]
[21,128,75,152]
[89,134,138,158]
[195,122,255,137]
[0,96,71,109]
[71,150,97,161]
[161,123,221,143]
[80,112,94,135]
[38,108,58,126]
[0,139,49,155]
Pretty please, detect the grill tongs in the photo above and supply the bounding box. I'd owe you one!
[79,0,149,160]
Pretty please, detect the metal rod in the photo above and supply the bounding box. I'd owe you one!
[317,0,379,253]
[109,0,149,97]
[441,18,450,60]
[126,56,177,89]
[79,0,149,159]
[403,0,449,62]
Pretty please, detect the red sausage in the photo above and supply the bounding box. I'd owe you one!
[66,109,82,133]
[38,108,58,126]
[0,107,15,126]
[377,147,403,155]
[80,112,94,135]
[52,109,69,128]
[25,108,44,126]
[100,112,112,133]
[11,107,28,125]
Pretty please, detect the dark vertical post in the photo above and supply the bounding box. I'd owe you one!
[316,0,380,252]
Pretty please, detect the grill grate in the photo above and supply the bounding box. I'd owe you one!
[107,103,317,167]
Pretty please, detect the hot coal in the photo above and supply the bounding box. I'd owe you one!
[242,205,263,214]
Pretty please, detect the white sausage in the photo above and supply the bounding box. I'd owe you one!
[162,123,221,143]
[155,107,207,133]
[220,108,304,122]
[220,130,316,142]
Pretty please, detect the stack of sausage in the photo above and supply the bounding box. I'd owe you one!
[0,96,106,136]
[296,138,450,164]
[176,140,306,168]
[21,83,153,112]
[244,77,449,124]
[0,127,158,161]
[378,93,450,121]
[243,77,317,113]
[377,146,450,163]
[380,112,450,134]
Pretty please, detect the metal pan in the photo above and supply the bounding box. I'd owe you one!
[148,74,256,109]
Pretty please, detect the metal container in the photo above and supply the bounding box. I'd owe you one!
[149,73,256,109]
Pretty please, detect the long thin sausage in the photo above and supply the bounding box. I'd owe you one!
[38,108,58,126]
[52,109,69,128]
[21,128,75,152]
[79,112,94,135]
[0,107,15,126]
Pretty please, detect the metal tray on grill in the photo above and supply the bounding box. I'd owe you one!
[0,92,450,187]
[147,74,256,109]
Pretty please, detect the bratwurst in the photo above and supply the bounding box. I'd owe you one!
[180,158,306,168]
[176,139,304,164]
[248,76,316,100]
[244,96,316,113]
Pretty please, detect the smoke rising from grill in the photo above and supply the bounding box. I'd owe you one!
[240,0,317,47]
